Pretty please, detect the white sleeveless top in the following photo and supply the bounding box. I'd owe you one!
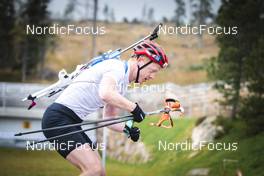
[55,59,130,120]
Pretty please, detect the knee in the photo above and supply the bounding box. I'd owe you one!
[81,164,103,176]
[90,165,103,175]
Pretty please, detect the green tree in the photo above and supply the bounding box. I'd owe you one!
[64,0,77,20]
[174,0,185,26]
[103,4,109,23]
[240,37,264,134]
[19,0,51,81]
[191,0,214,47]
[0,0,15,69]
[147,7,154,25]
[207,0,264,131]
[110,8,115,22]
[141,4,147,23]
[191,0,214,24]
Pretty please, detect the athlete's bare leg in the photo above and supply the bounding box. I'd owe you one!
[169,117,174,127]
[66,143,106,176]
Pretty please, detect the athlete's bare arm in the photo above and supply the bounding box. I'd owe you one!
[103,104,125,132]
[98,75,136,112]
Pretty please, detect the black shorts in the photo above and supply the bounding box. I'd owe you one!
[42,103,94,158]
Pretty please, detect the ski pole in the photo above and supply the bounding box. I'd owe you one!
[15,114,133,136]
[29,116,133,145]
[16,108,165,137]
[27,109,167,145]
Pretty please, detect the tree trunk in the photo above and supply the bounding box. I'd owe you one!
[231,57,243,119]
[197,33,203,48]
[91,0,98,58]
[22,41,28,82]
[38,43,46,80]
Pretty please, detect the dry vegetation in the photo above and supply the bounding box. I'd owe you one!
[46,22,219,85]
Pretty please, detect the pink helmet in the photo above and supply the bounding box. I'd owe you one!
[133,40,168,68]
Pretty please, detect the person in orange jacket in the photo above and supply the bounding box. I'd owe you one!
[150,98,183,128]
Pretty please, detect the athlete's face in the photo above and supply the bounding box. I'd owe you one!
[137,60,161,84]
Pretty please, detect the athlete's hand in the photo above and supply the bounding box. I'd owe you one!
[131,103,145,123]
[123,124,140,142]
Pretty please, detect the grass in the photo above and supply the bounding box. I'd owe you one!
[0,117,263,176]
[0,147,79,176]
[106,117,264,176]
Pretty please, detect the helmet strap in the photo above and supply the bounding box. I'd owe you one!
[135,60,152,83]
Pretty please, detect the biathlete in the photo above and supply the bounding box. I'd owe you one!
[42,41,169,176]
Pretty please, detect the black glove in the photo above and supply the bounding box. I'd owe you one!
[123,125,140,142]
[131,103,145,123]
